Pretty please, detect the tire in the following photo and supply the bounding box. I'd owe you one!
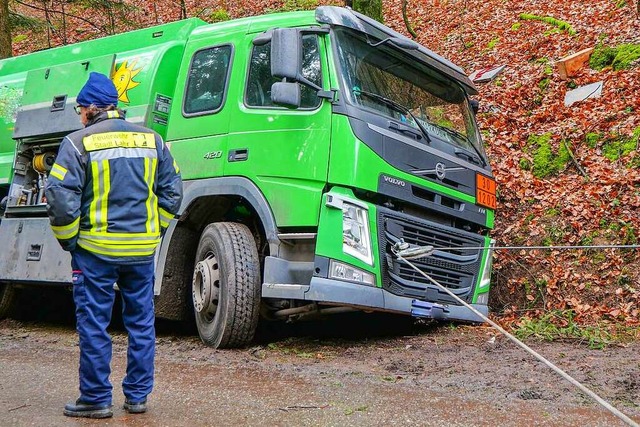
[0,283,16,319]
[192,222,261,348]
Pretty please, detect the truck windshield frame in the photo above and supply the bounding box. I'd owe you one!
[332,27,487,162]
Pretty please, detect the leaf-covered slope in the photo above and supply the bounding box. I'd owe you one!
[384,0,640,325]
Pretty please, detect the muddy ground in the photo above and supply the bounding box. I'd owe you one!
[0,289,639,427]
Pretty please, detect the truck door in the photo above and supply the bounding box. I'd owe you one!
[166,42,233,180]
[226,30,332,227]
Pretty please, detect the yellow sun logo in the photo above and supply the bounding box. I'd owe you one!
[112,60,142,104]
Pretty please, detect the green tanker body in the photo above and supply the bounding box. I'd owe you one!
[0,7,496,348]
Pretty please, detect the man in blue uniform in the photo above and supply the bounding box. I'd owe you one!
[45,72,183,418]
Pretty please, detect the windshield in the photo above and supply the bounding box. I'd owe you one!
[333,27,486,160]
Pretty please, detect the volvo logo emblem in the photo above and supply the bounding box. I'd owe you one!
[435,163,446,180]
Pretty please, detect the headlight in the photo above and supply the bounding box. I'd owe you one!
[329,260,375,286]
[341,202,373,265]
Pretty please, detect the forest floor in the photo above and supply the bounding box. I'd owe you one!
[1,291,639,426]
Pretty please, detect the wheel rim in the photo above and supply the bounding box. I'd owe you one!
[192,252,220,321]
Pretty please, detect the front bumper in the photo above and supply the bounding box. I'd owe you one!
[262,276,487,323]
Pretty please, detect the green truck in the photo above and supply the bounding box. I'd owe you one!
[0,6,496,348]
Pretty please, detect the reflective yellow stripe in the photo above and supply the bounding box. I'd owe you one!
[89,160,100,231]
[80,234,160,245]
[51,217,80,240]
[50,164,68,181]
[78,233,160,254]
[83,132,156,152]
[78,240,158,257]
[106,111,120,119]
[101,159,110,232]
[173,159,180,173]
[89,160,110,232]
[159,207,174,228]
[83,230,158,238]
[144,158,158,234]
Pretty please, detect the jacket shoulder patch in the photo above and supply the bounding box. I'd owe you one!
[83,132,156,152]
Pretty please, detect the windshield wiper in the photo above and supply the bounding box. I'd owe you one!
[353,89,431,143]
[422,120,486,166]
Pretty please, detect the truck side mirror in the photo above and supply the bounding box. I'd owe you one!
[271,82,301,109]
[271,28,301,81]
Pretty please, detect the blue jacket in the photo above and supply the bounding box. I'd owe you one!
[45,110,183,264]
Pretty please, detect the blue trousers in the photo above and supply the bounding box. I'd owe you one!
[71,248,155,405]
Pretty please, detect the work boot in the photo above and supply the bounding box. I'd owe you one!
[123,398,147,414]
[63,399,113,418]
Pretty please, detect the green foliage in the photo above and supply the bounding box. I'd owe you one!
[207,8,230,22]
[602,127,640,162]
[612,44,640,69]
[8,12,44,31]
[589,45,617,70]
[546,208,560,216]
[510,22,521,31]
[541,225,564,246]
[344,405,368,415]
[538,77,550,91]
[590,44,640,70]
[622,224,637,245]
[585,132,601,148]
[12,34,27,44]
[486,37,499,50]
[352,0,383,23]
[526,133,570,178]
[519,157,531,170]
[602,139,636,161]
[519,13,577,36]
[265,0,317,14]
[514,311,616,349]
[280,0,319,11]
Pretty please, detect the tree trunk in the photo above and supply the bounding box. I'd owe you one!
[402,0,418,38]
[0,0,12,58]
[180,0,187,19]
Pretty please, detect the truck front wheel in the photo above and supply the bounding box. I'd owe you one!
[191,222,261,348]
[0,283,16,319]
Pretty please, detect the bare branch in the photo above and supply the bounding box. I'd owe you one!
[401,0,418,38]
[14,0,109,35]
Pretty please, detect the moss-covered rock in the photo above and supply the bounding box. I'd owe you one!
[590,44,640,70]
[526,133,571,178]
[602,127,640,165]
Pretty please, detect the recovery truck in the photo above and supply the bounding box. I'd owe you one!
[0,6,496,348]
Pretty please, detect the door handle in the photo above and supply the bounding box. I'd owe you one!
[228,149,248,162]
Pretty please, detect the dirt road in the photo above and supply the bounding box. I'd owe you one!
[0,292,638,426]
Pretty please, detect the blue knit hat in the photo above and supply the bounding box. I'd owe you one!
[77,72,118,107]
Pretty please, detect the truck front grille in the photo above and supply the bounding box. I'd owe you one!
[377,208,484,305]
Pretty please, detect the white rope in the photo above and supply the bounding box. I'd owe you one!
[393,244,639,427]
[434,244,640,252]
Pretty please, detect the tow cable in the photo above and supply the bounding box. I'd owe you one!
[391,241,640,427]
